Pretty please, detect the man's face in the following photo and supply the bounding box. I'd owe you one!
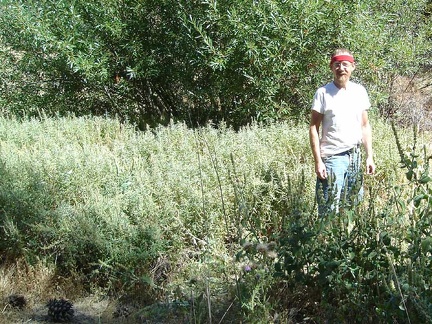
[331,60,355,84]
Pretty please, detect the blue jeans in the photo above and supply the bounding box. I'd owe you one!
[316,145,363,216]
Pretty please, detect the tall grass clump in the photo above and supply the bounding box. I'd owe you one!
[0,116,313,307]
[1,115,431,321]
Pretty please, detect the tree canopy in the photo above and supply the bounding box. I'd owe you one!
[0,0,431,128]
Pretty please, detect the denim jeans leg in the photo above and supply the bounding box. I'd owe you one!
[316,154,349,216]
[316,149,363,216]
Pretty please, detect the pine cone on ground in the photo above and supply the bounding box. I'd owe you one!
[7,294,27,309]
[113,304,132,318]
[46,298,74,322]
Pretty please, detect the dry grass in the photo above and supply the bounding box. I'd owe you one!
[0,259,193,323]
[0,260,112,323]
[386,72,432,130]
[1,260,56,307]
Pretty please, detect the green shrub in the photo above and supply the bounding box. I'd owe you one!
[0,0,430,127]
[232,121,432,321]
[1,115,431,321]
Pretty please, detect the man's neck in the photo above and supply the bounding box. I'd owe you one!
[333,80,349,89]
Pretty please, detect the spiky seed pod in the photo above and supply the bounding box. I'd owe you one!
[113,304,131,318]
[46,298,74,322]
[7,294,26,309]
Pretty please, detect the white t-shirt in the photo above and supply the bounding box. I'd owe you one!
[311,81,370,157]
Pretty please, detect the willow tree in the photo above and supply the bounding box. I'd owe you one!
[0,0,430,128]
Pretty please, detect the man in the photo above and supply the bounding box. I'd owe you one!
[309,48,375,215]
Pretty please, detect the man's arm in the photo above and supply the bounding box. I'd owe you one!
[309,110,326,179]
[361,110,375,175]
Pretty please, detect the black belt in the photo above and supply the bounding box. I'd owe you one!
[334,144,361,156]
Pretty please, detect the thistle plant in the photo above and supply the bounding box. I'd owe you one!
[235,239,278,321]
[390,121,432,322]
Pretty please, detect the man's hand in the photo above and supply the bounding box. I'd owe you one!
[315,160,327,180]
[366,157,375,175]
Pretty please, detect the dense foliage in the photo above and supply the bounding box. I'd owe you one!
[0,0,431,321]
[0,0,431,128]
[0,116,431,321]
